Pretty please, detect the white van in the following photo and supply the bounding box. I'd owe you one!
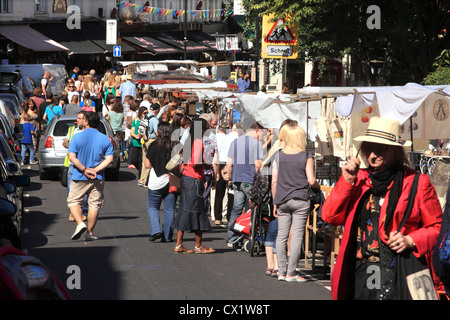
[0,64,68,95]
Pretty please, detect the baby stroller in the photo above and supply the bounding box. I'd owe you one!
[231,157,275,255]
[247,163,274,256]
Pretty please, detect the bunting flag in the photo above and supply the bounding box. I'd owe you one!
[118,2,233,18]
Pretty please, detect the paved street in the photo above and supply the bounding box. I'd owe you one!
[20,162,332,304]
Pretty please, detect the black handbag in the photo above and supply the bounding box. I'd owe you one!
[308,187,322,206]
[380,173,438,300]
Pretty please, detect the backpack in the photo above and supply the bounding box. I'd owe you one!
[138,113,156,141]
[0,246,71,300]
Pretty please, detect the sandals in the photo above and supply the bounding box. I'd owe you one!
[174,245,193,254]
[193,245,215,254]
[265,268,273,276]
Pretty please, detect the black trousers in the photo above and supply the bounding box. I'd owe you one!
[214,163,234,222]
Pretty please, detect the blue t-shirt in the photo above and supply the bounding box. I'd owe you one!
[118,81,136,103]
[21,122,35,144]
[227,135,263,183]
[45,105,63,123]
[68,128,114,181]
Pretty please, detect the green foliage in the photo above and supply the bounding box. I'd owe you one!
[422,67,450,85]
[242,0,450,85]
[422,50,450,85]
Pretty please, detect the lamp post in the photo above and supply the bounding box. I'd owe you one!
[184,0,188,60]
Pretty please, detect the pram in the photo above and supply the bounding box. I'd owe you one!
[231,158,275,256]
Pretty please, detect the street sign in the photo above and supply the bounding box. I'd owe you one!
[113,46,121,57]
[261,14,298,59]
[106,19,117,45]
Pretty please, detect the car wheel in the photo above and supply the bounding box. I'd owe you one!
[39,167,49,180]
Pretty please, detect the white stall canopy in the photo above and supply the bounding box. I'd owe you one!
[334,83,450,139]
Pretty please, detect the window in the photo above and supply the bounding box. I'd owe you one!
[0,0,12,13]
[68,0,80,9]
[35,0,47,13]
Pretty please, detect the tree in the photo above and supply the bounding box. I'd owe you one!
[423,49,450,85]
[246,0,450,85]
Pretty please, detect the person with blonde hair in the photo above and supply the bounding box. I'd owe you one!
[271,123,319,282]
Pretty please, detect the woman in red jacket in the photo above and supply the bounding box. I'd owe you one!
[322,117,442,300]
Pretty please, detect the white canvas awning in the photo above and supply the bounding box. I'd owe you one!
[334,83,450,139]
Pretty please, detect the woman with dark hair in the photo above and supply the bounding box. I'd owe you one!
[144,122,177,242]
[322,116,442,300]
[173,118,215,254]
[102,92,115,117]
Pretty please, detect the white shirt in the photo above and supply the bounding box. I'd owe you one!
[147,168,169,190]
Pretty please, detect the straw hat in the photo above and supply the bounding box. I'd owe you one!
[353,116,412,148]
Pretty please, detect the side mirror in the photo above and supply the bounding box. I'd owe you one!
[0,198,17,217]
[9,175,30,187]
[13,133,24,141]
[3,181,16,194]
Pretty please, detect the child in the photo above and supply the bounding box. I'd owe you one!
[20,113,37,165]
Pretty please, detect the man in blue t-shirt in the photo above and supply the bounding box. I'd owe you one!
[67,112,114,241]
[225,122,264,244]
[118,75,137,103]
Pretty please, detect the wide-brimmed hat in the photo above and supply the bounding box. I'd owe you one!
[353,116,412,148]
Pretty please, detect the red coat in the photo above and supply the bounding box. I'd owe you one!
[321,167,443,300]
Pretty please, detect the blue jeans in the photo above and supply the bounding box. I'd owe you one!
[147,186,177,242]
[67,165,88,215]
[227,182,252,243]
[21,143,35,162]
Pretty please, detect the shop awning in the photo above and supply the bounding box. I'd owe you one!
[122,35,183,55]
[76,22,135,54]
[31,23,105,54]
[150,31,213,53]
[188,31,217,50]
[0,25,69,52]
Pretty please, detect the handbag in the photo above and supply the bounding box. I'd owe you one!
[168,173,180,194]
[308,187,322,206]
[165,152,183,177]
[380,173,438,300]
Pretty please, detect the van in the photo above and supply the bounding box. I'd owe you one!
[0,64,68,95]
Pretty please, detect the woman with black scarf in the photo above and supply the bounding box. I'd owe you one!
[322,117,442,300]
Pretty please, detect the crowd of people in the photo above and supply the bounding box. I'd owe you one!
[14,65,449,300]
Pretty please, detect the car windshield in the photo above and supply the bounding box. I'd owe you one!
[53,119,107,136]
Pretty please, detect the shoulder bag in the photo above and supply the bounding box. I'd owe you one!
[380,173,438,300]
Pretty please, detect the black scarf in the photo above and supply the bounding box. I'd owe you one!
[369,165,405,233]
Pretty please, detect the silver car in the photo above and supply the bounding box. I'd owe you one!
[37,114,121,181]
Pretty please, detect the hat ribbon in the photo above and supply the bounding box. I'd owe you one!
[365,129,400,143]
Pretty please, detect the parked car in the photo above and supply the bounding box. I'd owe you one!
[0,148,29,248]
[0,113,23,155]
[0,65,68,96]
[0,92,22,124]
[0,72,27,104]
[37,115,121,181]
[0,99,16,131]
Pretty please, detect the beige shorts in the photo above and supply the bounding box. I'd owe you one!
[67,180,105,211]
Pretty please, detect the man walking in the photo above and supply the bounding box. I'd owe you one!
[226,122,264,245]
[67,112,114,241]
[63,111,87,221]
[138,103,159,186]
